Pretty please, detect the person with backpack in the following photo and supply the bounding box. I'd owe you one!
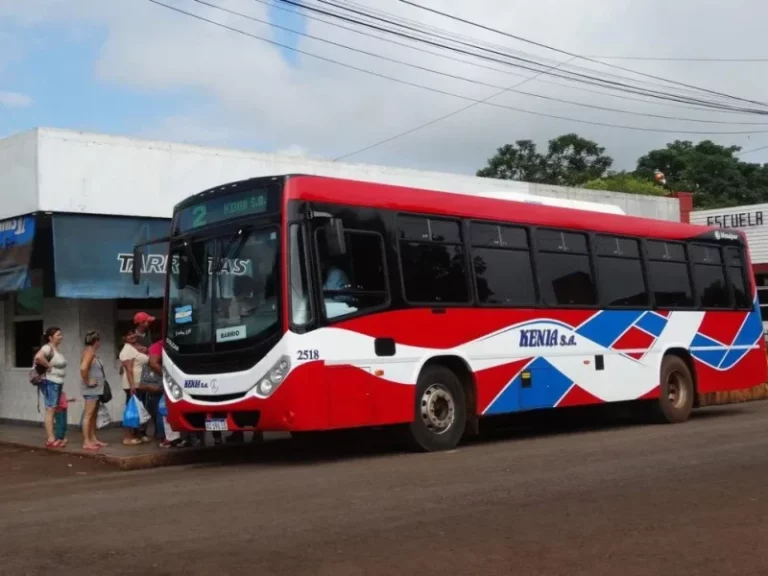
[33,326,68,448]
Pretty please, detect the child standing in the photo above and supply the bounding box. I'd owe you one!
[53,395,75,447]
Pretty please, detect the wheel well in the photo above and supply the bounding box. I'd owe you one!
[664,348,699,407]
[422,356,479,435]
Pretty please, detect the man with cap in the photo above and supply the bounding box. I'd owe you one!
[133,311,155,353]
[132,311,155,441]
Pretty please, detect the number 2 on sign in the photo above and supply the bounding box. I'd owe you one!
[192,205,207,228]
[297,349,319,361]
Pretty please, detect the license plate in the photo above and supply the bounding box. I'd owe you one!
[205,419,228,432]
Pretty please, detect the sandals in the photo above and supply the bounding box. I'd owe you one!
[122,438,142,446]
[46,440,64,448]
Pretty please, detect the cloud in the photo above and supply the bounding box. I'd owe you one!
[4,0,768,173]
[0,91,33,108]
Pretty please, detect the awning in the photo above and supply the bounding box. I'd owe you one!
[52,214,170,299]
[0,215,36,293]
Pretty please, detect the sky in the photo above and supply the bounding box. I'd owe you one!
[2,0,768,175]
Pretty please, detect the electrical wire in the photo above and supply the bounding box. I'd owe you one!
[322,0,727,103]
[194,0,768,126]
[334,56,578,161]
[256,0,767,117]
[586,56,768,63]
[278,0,768,114]
[397,0,768,108]
[146,0,768,136]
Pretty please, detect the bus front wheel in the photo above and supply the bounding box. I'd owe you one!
[654,355,695,424]
[406,365,467,452]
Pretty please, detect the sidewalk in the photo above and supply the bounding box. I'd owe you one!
[0,423,288,470]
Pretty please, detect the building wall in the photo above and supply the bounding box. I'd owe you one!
[0,130,40,220]
[27,128,681,222]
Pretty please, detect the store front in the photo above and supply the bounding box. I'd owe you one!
[0,212,169,424]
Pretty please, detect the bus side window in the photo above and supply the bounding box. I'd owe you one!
[316,229,389,320]
[397,215,469,304]
[470,222,536,306]
[690,243,729,309]
[536,229,597,306]
[646,240,694,308]
[595,235,649,308]
[724,247,751,310]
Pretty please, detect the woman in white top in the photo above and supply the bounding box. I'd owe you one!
[33,326,68,448]
[119,329,149,446]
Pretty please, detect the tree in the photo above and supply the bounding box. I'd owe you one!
[543,133,613,187]
[476,133,613,187]
[635,140,768,208]
[582,172,666,196]
[476,139,547,182]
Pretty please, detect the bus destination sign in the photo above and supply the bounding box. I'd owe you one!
[175,187,275,233]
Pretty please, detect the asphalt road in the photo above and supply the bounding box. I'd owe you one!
[2,402,768,576]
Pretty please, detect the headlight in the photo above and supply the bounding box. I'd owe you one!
[163,367,183,401]
[256,355,291,397]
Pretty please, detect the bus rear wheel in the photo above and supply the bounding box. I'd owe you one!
[654,355,695,424]
[406,365,467,452]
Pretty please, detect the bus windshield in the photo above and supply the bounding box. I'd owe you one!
[166,226,280,353]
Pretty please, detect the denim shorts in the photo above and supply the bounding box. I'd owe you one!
[83,395,100,401]
[40,380,63,409]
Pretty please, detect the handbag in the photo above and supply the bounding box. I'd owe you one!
[96,358,112,404]
[28,346,54,387]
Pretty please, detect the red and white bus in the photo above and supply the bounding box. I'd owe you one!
[134,174,767,451]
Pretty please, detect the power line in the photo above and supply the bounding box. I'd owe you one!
[284,0,768,114]
[146,0,768,137]
[321,0,729,103]
[736,143,768,156]
[195,0,768,126]
[258,0,766,117]
[334,56,578,161]
[586,56,768,63]
[397,0,768,109]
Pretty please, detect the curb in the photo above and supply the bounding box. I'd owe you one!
[0,439,267,471]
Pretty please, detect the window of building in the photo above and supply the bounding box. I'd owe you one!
[398,215,469,304]
[536,229,597,306]
[470,222,536,306]
[316,229,389,320]
[11,270,44,368]
[690,243,729,309]
[595,235,649,308]
[724,247,752,310]
[646,240,694,308]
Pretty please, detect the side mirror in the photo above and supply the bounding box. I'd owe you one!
[323,218,346,256]
[132,246,143,285]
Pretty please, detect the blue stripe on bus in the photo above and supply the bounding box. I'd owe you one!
[634,312,668,338]
[576,310,644,348]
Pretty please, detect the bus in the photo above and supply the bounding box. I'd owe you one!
[133,174,767,452]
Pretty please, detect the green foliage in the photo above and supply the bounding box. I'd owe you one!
[582,172,667,196]
[476,133,613,187]
[478,134,768,209]
[636,140,768,208]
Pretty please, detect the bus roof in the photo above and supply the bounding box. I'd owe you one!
[284,174,734,242]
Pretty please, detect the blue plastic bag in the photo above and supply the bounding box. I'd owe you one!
[122,395,141,429]
[158,395,167,418]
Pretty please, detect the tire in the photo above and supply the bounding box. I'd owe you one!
[405,365,467,452]
[654,355,695,424]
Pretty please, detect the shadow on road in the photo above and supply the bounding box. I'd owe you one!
[188,402,753,470]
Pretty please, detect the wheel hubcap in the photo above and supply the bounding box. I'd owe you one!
[667,370,688,409]
[420,384,455,435]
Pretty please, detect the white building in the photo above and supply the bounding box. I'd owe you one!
[0,127,685,425]
[690,203,768,329]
